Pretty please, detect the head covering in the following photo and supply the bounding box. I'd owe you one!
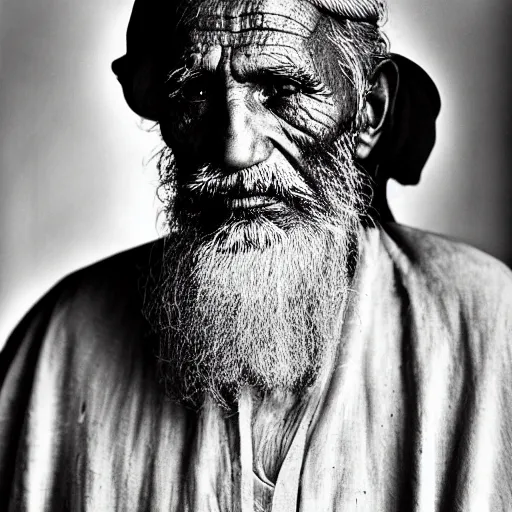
[112,0,440,186]
[308,0,386,25]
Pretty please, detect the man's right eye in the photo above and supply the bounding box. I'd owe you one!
[181,77,211,103]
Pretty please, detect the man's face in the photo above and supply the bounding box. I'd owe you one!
[149,0,372,407]
[159,0,358,240]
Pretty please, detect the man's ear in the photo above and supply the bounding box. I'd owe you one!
[355,59,399,161]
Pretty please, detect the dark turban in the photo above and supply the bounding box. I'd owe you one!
[112,0,440,186]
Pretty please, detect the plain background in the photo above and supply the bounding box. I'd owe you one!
[0,0,511,345]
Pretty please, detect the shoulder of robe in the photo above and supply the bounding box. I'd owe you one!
[380,221,512,299]
[378,222,512,365]
[0,238,166,381]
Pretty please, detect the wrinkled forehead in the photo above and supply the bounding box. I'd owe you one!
[177,0,322,52]
[174,0,325,74]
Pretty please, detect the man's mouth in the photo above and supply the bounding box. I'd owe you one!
[225,195,279,210]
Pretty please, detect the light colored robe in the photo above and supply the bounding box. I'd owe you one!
[1,223,512,511]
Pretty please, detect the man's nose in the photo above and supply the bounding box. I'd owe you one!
[220,95,273,170]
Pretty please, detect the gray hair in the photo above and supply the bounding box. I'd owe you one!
[323,17,390,130]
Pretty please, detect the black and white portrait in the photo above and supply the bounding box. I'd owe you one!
[0,0,511,510]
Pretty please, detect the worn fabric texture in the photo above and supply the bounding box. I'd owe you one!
[307,0,386,23]
[1,223,512,511]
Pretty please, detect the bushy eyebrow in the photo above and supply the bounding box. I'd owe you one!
[235,47,331,93]
[245,63,326,91]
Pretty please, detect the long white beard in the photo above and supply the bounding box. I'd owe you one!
[147,134,370,408]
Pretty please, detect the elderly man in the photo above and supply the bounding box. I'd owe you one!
[1,0,512,510]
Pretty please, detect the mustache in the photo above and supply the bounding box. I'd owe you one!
[183,162,315,204]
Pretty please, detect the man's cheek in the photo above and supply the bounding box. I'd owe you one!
[275,96,345,145]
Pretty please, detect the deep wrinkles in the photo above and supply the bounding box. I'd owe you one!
[178,0,321,37]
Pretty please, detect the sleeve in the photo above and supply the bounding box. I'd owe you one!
[0,279,71,503]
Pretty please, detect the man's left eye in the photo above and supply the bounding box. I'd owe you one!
[260,79,301,103]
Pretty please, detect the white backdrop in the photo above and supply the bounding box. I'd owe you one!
[1,0,511,345]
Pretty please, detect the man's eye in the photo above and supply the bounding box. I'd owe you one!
[260,79,301,103]
[181,78,211,103]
